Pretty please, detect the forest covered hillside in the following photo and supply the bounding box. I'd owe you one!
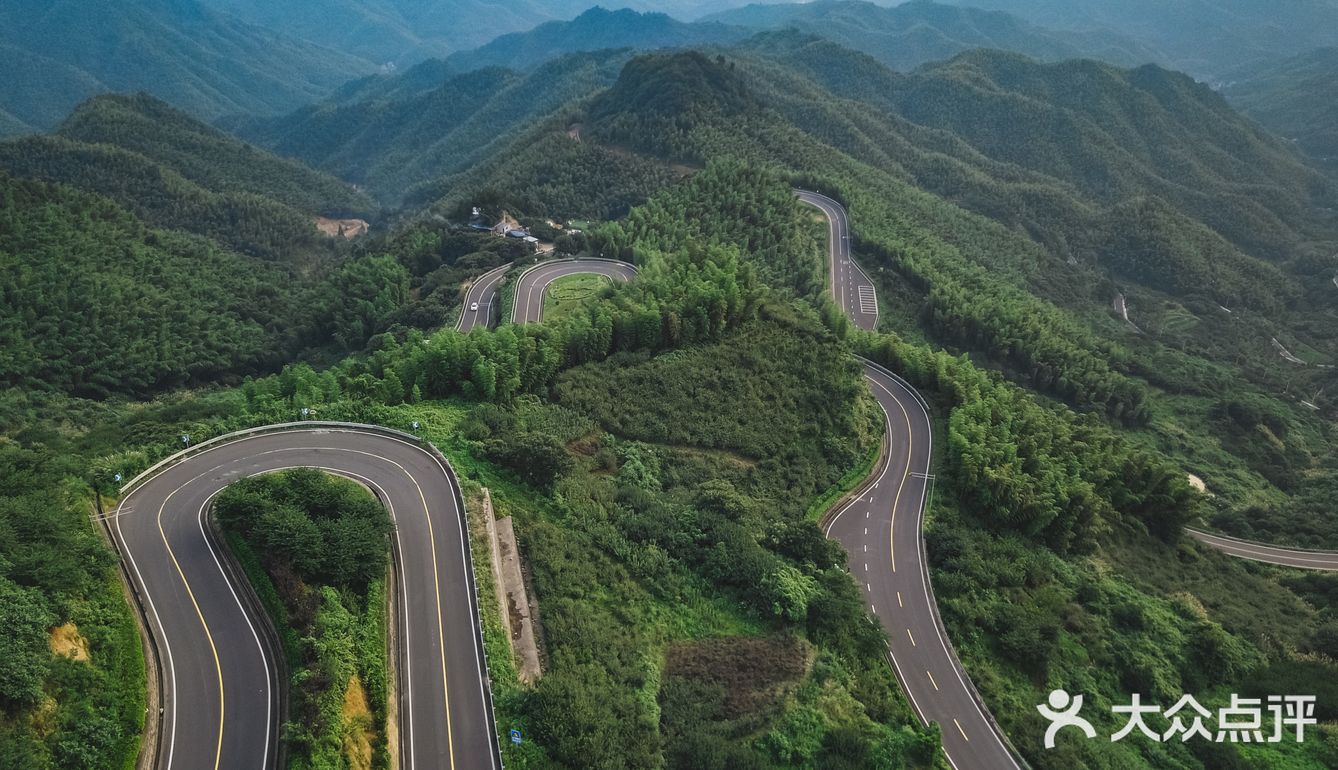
[4,10,1338,770]
[442,7,750,73]
[936,0,1338,77]
[399,40,1338,526]
[1222,47,1338,174]
[196,0,820,62]
[0,95,410,401]
[230,50,636,204]
[0,94,374,260]
[486,47,1338,769]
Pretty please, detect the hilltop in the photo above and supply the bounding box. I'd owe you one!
[231,50,635,205]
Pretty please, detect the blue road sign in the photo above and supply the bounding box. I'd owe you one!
[510,729,522,745]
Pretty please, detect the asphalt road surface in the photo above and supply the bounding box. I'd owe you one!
[511,258,638,324]
[113,205,1333,770]
[805,192,1338,769]
[807,195,1021,770]
[797,190,879,331]
[112,427,499,770]
[1189,529,1338,571]
[457,262,513,332]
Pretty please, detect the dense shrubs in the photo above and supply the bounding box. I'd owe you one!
[0,445,143,769]
[216,468,392,590]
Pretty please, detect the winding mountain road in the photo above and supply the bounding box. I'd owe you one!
[1189,529,1338,571]
[797,190,879,331]
[511,257,638,324]
[457,262,512,332]
[110,195,1338,770]
[796,192,1338,768]
[799,192,1023,770]
[110,426,500,770]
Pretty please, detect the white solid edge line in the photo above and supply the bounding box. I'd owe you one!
[812,184,1016,769]
[194,486,273,770]
[870,372,1022,770]
[517,261,637,325]
[114,487,180,770]
[121,428,500,770]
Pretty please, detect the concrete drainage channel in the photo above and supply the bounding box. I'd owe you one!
[480,489,543,683]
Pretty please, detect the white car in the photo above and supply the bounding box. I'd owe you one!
[470,302,479,312]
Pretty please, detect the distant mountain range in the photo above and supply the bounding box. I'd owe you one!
[934,0,1338,77]
[446,7,750,72]
[0,0,372,134]
[705,0,1160,72]
[315,1,1170,113]
[328,7,751,104]
[196,0,779,63]
[228,49,636,204]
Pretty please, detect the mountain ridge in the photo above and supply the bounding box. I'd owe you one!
[0,0,373,134]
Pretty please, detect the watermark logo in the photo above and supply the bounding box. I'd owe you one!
[1038,690,1316,746]
[1038,689,1096,748]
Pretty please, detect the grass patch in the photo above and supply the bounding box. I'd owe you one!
[542,273,612,321]
[806,431,880,523]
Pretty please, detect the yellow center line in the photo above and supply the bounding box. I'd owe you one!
[411,468,458,770]
[156,485,227,770]
[132,432,484,770]
[329,446,458,770]
[868,375,914,574]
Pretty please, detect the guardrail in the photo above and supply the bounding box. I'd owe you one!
[111,420,505,770]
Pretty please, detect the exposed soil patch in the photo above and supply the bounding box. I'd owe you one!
[49,622,90,662]
[664,635,809,719]
[1186,473,1208,494]
[315,216,370,238]
[342,675,376,770]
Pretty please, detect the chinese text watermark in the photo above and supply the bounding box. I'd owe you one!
[1037,690,1316,748]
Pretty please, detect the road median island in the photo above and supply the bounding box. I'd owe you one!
[214,468,393,770]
